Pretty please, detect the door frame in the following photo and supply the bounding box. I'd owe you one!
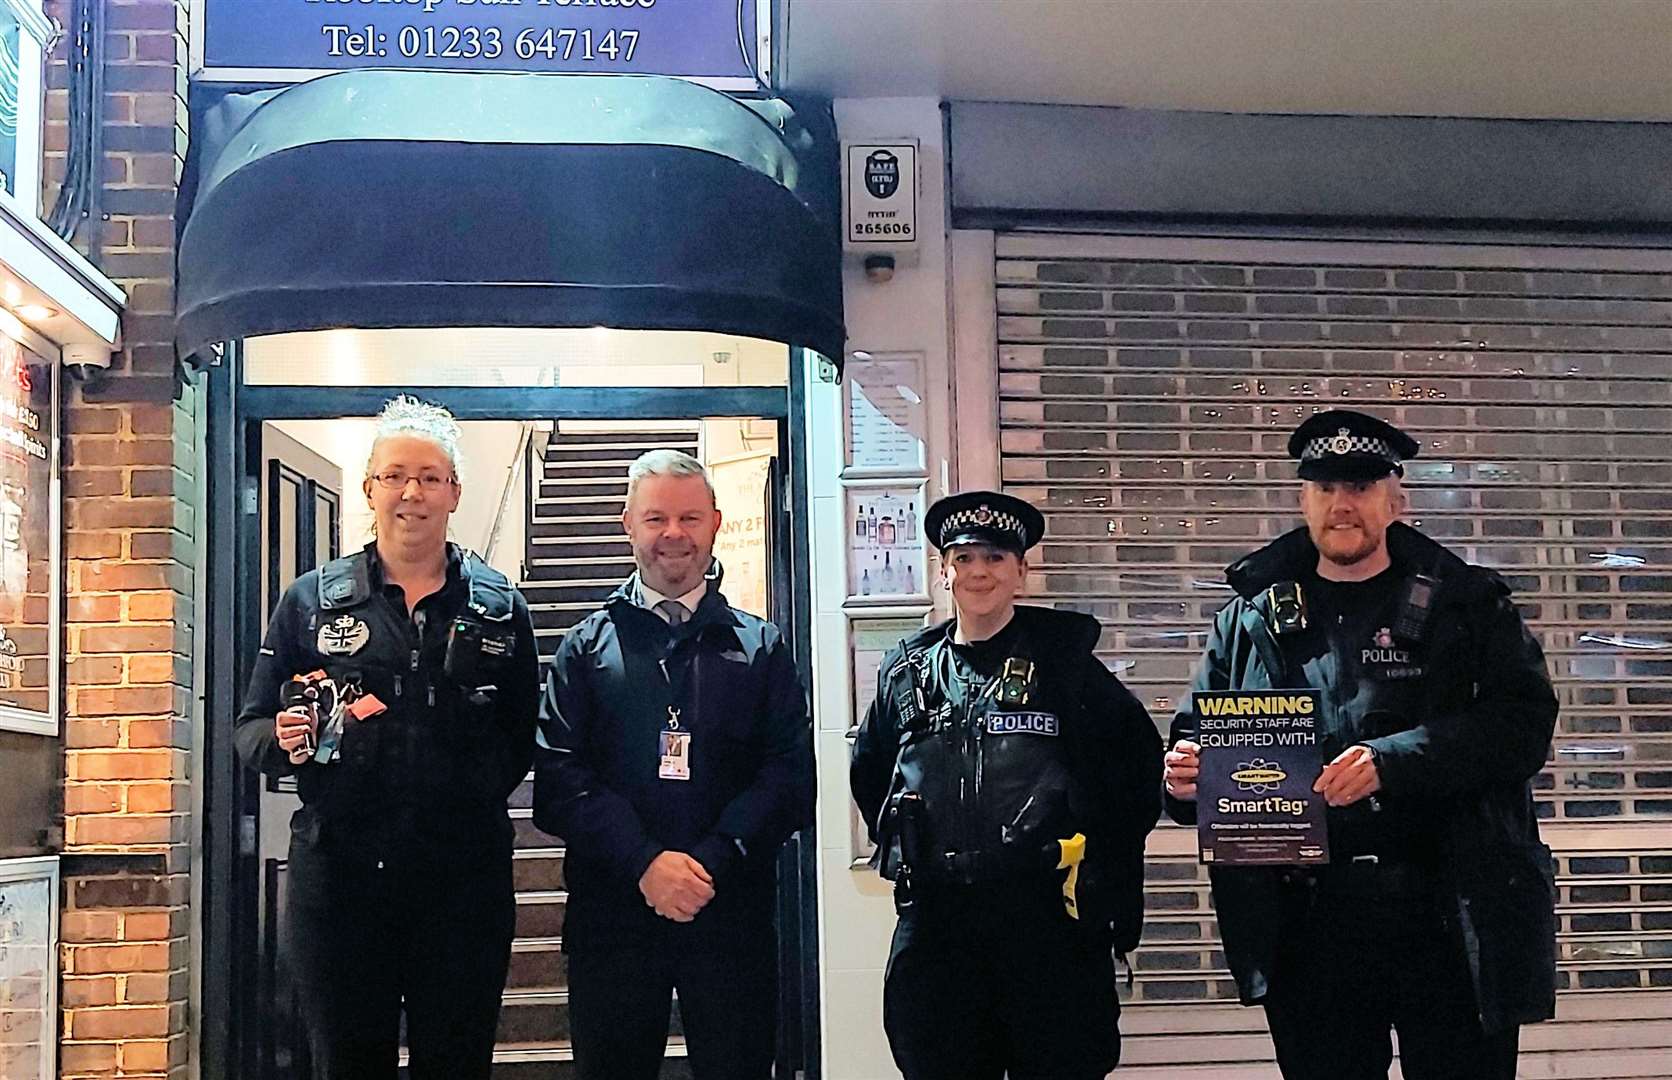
[202,343,821,1079]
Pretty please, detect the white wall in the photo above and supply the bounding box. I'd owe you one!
[812,97,956,1080]
[269,418,530,563]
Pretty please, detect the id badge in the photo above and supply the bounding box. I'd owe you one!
[659,730,692,781]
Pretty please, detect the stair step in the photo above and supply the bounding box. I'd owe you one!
[531,498,625,518]
[525,541,628,568]
[547,430,699,446]
[514,891,567,938]
[513,847,567,892]
[485,1040,692,1080]
[530,598,616,619]
[510,809,554,849]
[528,524,621,541]
[531,518,622,538]
[495,987,690,1048]
[522,582,625,607]
[533,617,592,637]
[538,480,630,500]
[523,563,632,585]
[543,442,697,464]
[540,463,634,480]
[507,937,567,990]
[528,533,626,547]
[521,577,625,590]
[496,989,571,1045]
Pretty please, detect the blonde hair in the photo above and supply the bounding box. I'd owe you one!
[365,395,464,482]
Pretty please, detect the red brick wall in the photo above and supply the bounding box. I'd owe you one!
[44,1,194,1075]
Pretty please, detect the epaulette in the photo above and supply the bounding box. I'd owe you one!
[318,550,373,610]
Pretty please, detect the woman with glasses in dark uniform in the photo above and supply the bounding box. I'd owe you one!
[236,396,539,1080]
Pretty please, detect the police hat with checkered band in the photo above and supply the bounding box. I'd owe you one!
[923,491,1045,556]
[1288,409,1420,482]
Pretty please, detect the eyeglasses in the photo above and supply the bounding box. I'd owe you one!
[371,471,457,491]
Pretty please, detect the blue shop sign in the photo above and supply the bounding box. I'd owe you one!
[199,0,764,87]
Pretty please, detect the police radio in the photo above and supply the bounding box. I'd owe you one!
[1393,573,1438,643]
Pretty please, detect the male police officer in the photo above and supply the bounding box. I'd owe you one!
[534,449,814,1080]
[1162,409,1558,1080]
[236,397,539,1079]
[851,491,1162,1080]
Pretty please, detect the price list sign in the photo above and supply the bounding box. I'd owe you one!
[844,352,926,473]
[0,336,52,732]
[202,0,762,85]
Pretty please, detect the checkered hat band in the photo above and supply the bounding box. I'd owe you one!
[1302,434,1397,461]
[940,507,1025,543]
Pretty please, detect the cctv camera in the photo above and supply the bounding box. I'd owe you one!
[62,343,114,385]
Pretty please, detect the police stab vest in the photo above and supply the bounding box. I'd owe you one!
[881,636,1076,887]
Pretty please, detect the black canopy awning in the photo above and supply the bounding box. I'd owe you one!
[176,71,844,364]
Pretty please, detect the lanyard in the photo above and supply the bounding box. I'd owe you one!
[658,647,698,731]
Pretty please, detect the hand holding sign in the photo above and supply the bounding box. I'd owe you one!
[1314,744,1382,807]
[1164,739,1201,800]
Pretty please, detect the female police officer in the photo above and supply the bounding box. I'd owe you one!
[850,491,1162,1080]
[235,396,539,1079]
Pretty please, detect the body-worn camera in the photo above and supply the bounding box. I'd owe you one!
[444,615,516,686]
[994,657,1037,708]
[1265,581,1308,635]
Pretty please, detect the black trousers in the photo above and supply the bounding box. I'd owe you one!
[1262,866,1520,1080]
[566,915,778,1080]
[283,838,515,1080]
[883,884,1120,1080]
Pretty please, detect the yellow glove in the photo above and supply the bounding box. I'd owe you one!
[1057,832,1087,920]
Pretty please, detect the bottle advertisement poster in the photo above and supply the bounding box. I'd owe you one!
[845,487,925,602]
[0,335,51,731]
[1194,689,1330,866]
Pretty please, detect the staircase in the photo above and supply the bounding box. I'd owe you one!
[495,425,701,1078]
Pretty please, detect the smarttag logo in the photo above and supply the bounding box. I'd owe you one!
[1230,759,1287,794]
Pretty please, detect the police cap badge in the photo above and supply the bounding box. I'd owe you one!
[922,491,1045,555]
[1287,409,1420,482]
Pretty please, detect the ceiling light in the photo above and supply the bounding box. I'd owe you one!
[15,304,57,321]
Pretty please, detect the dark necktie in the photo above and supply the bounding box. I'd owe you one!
[655,599,689,626]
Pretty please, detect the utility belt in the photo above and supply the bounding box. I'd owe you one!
[887,789,1088,918]
[911,846,1042,887]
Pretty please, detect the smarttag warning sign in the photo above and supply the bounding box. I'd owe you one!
[1194,689,1330,866]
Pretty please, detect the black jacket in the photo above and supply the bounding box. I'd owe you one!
[1166,523,1559,1031]
[532,572,814,945]
[236,543,540,858]
[851,606,1163,947]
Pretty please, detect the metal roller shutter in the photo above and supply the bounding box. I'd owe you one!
[995,231,1672,1077]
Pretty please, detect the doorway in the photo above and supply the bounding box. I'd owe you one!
[202,336,817,1079]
